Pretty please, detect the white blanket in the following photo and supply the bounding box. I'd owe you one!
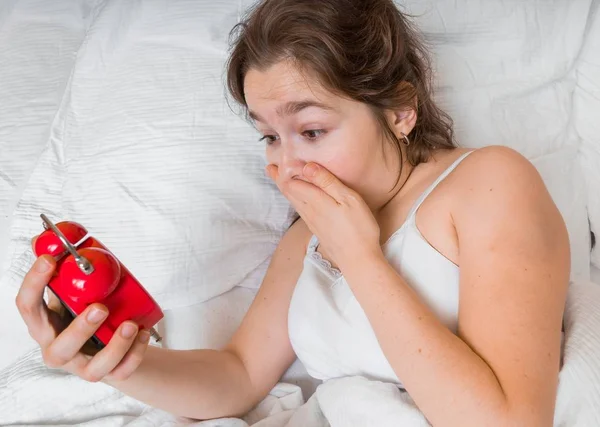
[1,280,599,427]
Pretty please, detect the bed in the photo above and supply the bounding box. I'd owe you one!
[1,0,599,425]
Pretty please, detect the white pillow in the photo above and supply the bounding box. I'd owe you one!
[0,1,90,277]
[400,0,592,280]
[592,265,600,286]
[573,3,600,268]
[1,0,293,313]
[0,1,105,371]
[529,148,591,282]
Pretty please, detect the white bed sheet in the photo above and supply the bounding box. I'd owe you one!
[591,264,600,286]
[2,278,599,426]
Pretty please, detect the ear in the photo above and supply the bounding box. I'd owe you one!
[384,81,418,139]
[385,107,417,139]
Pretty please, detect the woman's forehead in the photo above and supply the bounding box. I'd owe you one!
[244,61,336,105]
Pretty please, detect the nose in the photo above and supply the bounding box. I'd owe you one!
[273,144,307,181]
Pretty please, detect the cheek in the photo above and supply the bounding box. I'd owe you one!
[321,128,381,183]
[316,147,372,188]
[262,123,382,186]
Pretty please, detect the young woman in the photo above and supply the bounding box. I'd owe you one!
[15,0,570,425]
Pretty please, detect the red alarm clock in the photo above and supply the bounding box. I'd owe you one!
[34,213,163,349]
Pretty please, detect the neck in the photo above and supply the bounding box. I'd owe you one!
[368,159,416,214]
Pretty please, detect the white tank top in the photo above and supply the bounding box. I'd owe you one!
[287,151,473,387]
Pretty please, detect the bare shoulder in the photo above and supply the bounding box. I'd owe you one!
[449,145,558,216]
[449,144,570,274]
[449,150,569,426]
[452,145,543,192]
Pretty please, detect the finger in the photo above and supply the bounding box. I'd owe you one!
[44,288,75,335]
[81,322,145,382]
[266,165,287,197]
[266,164,324,204]
[266,164,328,223]
[282,178,335,213]
[302,163,350,204]
[46,288,64,313]
[266,165,297,201]
[104,329,152,382]
[60,351,92,375]
[266,164,331,226]
[31,235,39,253]
[42,303,108,368]
[265,164,279,182]
[15,256,56,342]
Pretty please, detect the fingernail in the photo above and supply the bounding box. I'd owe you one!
[34,257,51,273]
[303,163,319,178]
[121,323,138,339]
[139,330,151,343]
[87,307,108,323]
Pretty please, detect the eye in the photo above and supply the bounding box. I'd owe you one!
[302,129,326,140]
[259,135,279,145]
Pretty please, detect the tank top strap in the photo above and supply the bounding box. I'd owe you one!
[405,150,475,221]
[306,234,319,254]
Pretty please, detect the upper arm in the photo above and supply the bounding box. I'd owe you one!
[453,146,570,423]
[224,217,311,402]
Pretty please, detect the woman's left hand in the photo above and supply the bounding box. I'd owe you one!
[266,162,382,271]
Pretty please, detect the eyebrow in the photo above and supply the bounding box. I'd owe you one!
[248,100,336,123]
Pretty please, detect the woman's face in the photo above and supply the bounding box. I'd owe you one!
[244,60,410,210]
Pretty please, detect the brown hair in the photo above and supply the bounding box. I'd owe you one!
[226,0,456,168]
